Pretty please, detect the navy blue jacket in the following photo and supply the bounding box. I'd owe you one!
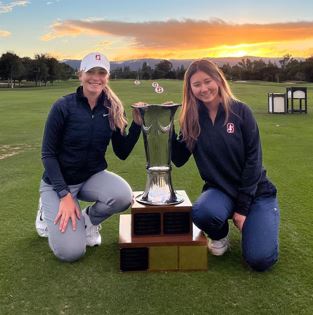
[171,100,276,215]
[41,86,141,198]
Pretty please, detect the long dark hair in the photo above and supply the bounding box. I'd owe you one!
[180,59,237,150]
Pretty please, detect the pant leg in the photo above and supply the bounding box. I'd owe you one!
[242,195,280,272]
[39,180,86,262]
[192,188,234,240]
[78,170,132,225]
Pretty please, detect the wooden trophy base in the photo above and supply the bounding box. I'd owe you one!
[131,190,193,239]
[118,190,208,272]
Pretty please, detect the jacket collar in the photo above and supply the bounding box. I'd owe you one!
[197,100,225,116]
[76,86,109,109]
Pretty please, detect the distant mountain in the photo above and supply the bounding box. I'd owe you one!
[62,60,80,70]
[62,56,303,71]
[63,58,169,71]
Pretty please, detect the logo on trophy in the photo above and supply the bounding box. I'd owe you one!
[118,103,208,272]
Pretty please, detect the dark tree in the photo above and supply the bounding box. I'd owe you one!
[140,61,153,80]
[153,60,173,79]
[0,52,24,87]
[176,65,186,80]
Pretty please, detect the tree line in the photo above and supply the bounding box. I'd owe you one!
[0,52,75,88]
[2,52,313,88]
[111,60,186,80]
[221,54,313,82]
[112,55,313,83]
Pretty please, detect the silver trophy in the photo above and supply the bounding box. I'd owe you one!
[133,103,184,205]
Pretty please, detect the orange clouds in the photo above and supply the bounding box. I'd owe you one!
[41,21,109,41]
[0,29,11,37]
[41,19,313,59]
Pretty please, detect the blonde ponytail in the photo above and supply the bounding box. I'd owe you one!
[104,85,128,134]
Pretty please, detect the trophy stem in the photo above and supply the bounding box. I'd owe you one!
[137,166,184,205]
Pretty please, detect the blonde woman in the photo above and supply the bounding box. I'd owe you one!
[36,52,141,262]
[172,59,279,271]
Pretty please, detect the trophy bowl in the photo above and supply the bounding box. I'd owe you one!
[132,103,184,205]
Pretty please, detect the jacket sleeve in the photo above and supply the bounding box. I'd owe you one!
[171,130,192,167]
[111,121,142,160]
[41,98,69,197]
[234,105,263,215]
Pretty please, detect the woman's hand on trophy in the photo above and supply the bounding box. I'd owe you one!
[132,102,146,125]
[162,101,174,105]
[132,101,147,107]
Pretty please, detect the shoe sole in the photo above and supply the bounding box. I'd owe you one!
[208,243,229,256]
[209,247,228,256]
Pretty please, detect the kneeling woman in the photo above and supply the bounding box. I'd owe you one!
[172,59,280,271]
[38,52,141,262]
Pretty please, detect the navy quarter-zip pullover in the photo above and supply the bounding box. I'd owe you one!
[41,86,141,198]
[171,100,276,215]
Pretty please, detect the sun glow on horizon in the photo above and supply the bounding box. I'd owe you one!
[227,50,248,57]
[110,41,304,61]
[37,39,313,62]
[204,42,275,58]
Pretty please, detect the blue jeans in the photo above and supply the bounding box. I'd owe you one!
[192,188,280,272]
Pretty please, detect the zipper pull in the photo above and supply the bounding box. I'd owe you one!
[91,114,94,119]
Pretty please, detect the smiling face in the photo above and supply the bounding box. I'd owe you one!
[190,70,220,108]
[79,67,108,99]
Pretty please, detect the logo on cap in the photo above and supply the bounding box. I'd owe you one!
[226,123,235,134]
[95,54,101,60]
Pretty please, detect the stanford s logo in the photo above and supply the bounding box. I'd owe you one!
[226,123,235,134]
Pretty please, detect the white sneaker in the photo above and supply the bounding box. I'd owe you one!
[82,209,102,247]
[208,236,229,256]
[35,197,48,238]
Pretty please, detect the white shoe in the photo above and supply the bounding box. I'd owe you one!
[82,209,102,247]
[35,197,48,238]
[208,236,229,256]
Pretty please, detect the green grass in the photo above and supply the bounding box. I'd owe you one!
[1,80,313,314]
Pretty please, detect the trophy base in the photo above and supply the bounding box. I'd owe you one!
[119,190,208,271]
[119,214,208,271]
[135,192,184,206]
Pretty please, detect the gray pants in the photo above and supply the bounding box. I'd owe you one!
[39,170,132,262]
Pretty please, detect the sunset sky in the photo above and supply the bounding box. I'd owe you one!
[1,0,313,61]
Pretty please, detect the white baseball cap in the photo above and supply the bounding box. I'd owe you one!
[79,52,110,73]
